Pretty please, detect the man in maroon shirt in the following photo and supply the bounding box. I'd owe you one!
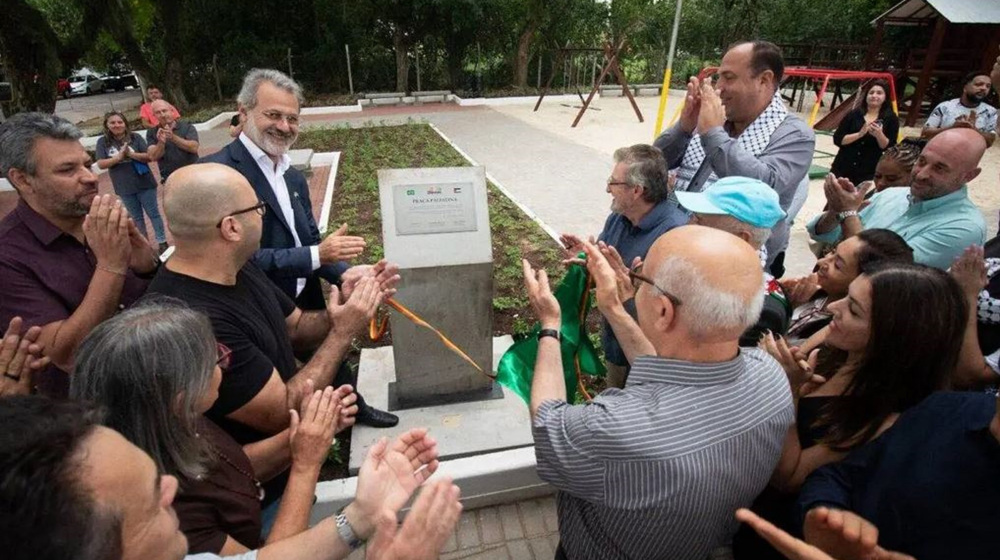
[0,113,159,396]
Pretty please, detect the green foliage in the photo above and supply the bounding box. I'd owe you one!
[6,0,899,113]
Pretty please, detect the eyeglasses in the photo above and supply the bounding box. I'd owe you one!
[260,110,300,126]
[607,177,631,188]
[628,262,683,306]
[216,201,267,228]
[216,342,233,371]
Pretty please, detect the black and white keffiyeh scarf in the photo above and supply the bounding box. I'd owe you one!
[977,258,1000,324]
[674,92,788,193]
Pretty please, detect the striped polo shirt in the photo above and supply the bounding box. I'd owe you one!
[533,348,793,560]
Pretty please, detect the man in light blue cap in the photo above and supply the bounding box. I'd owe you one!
[676,176,791,344]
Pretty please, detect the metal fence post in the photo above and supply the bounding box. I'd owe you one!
[345,44,354,94]
[287,48,294,78]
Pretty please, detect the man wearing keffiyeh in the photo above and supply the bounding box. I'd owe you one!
[654,40,815,278]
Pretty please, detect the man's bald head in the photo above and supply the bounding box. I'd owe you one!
[164,163,257,240]
[150,100,175,125]
[911,127,986,200]
[640,225,764,342]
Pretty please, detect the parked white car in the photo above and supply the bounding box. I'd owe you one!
[68,74,105,96]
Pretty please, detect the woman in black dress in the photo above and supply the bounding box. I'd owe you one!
[830,80,899,185]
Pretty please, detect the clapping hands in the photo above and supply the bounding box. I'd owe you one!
[0,317,49,397]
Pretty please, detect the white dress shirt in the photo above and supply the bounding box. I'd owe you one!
[238,133,320,296]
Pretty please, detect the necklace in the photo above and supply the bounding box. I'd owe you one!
[210,447,265,502]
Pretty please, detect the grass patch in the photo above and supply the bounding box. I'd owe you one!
[297,123,566,338]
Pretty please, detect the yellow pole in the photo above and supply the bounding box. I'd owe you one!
[653,67,673,138]
[652,0,684,139]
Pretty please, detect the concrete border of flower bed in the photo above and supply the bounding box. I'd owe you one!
[452,93,597,107]
[310,446,552,525]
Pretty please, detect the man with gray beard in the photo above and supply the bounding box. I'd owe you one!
[203,68,400,428]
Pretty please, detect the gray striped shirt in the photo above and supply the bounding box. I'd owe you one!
[533,348,793,560]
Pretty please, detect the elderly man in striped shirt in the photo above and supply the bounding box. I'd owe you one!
[522,225,793,560]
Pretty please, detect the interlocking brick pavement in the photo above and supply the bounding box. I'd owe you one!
[343,495,559,560]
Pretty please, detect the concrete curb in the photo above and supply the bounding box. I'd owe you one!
[452,93,596,107]
[426,122,562,245]
[310,447,551,525]
[311,151,341,234]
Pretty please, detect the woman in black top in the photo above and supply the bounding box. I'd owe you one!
[735,264,967,560]
[830,80,899,185]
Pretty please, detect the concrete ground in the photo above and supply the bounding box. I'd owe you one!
[55,89,144,124]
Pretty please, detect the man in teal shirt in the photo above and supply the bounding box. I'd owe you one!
[807,128,986,269]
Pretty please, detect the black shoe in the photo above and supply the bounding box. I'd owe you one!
[356,406,399,428]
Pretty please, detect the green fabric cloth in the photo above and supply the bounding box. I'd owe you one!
[496,264,606,404]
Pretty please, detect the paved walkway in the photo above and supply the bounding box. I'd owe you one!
[345,495,560,560]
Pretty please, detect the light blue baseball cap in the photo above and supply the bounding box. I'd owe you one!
[675,176,786,228]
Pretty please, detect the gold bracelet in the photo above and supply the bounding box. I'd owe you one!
[96,264,127,277]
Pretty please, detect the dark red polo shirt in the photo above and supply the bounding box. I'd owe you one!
[0,200,149,397]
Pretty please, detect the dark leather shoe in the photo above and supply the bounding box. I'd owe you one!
[356,406,399,428]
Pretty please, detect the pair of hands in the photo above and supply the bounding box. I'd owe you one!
[0,317,50,397]
[526,236,636,328]
[823,174,868,214]
[781,273,822,309]
[83,194,159,275]
[949,245,987,301]
[760,331,826,398]
[286,381,358,471]
[679,77,727,135]
[858,120,886,139]
[352,428,463,560]
[738,507,914,560]
[325,260,401,337]
[156,123,177,144]
[950,111,978,130]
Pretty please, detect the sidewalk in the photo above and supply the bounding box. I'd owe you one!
[345,495,561,560]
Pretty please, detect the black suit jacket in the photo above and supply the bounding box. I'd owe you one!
[201,139,347,300]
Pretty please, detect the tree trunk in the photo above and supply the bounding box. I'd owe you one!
[164,57,190,110]
[156,0,190,110]
[0,0,67,113]
[513,22,538,88]
[393,27,410,93]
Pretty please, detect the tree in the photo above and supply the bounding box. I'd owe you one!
[0,0,102,112]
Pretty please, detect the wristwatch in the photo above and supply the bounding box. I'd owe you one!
[335,508,364,550]
[538,328,561,341]
[836,210,859,223]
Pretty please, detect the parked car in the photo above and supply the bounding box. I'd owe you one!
[102,72,138,92]
[57,78,71,98]
[68,74,105,96]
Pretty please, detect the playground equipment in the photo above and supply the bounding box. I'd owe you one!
[534,39,644,128]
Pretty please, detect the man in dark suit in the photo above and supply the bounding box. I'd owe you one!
[203,68,399,428]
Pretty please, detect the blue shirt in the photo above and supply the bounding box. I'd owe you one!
[597,200,689,365]
[798,392,1000,560]
[806,186,985,269]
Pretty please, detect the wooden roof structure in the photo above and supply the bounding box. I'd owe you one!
[869,0,1000,125]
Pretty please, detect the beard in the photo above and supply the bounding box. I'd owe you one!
[244,116,297,157]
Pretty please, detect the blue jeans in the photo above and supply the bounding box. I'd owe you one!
[120,188,166,243]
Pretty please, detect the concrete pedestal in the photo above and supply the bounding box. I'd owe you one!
[348,336,535,474]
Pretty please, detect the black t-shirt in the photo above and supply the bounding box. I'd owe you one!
[147,262,297,444]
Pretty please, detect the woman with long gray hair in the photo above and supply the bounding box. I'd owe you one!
[70,299,345,555]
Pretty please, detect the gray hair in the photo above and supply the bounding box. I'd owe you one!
[613,144,670,204]
[703,214,772,250]
[237,68,304,110]
[70,298,217,480]
[652,256,764,341]
[0,112,82,178]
